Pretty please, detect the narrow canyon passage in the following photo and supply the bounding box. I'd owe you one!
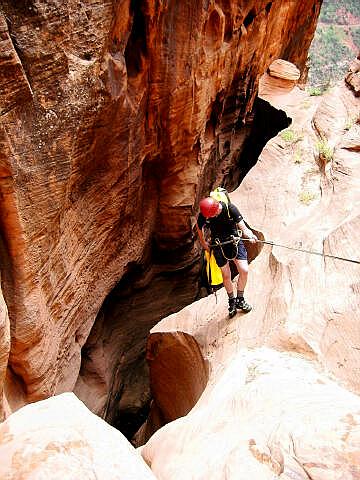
[75,96,292,441]
[7,2,360,477]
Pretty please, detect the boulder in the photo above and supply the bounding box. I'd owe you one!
[142,348,360,479]
[346,58,360,97]
[0,392,157,480]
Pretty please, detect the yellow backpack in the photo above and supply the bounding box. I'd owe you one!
[204,250,223,287]
[210,187,231,218]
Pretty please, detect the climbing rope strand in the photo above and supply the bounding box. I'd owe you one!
[244,238,360,265]
[210,237,360,265]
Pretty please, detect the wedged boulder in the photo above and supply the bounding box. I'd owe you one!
[259,59,300,98]
[133,330,208,445]
[0,392,157,480]
[269,58,301,81]
[146,331,208,424]
[142,348,360,479]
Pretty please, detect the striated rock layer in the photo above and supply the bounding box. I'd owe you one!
[0,0,322,413]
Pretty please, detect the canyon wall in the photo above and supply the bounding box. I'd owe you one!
[0,0,321,417]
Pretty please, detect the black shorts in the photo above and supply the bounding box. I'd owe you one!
[212,239,247,268]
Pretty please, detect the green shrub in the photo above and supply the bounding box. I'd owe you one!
[307,86,323,96]
[280,129,303,144]
[351,26,360,49]
[317,140,334,162]
[344,116,357,130]
[299,191,316,205]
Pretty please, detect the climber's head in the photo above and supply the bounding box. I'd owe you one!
[199,197,221,218]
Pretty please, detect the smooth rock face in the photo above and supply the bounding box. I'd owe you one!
[0,392,157,480]
[241,81,360,394]
[0,286,10,420]
[0,0,321,409]
[142,349,360,479]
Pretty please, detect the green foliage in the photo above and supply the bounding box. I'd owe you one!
[307,0,360,88]
[306,86,324,96]
[320,0,360,23]
[280,129,303,144]
[344,116,357,131]
[351,26,360,49]
[317,140,334,162]
[299,191,316,205]
[281,129,295,142]
[308,25,353,86]
[320,2,338,23]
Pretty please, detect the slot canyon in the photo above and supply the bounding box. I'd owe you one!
[0,0,360,478]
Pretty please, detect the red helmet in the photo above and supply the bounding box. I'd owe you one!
[199,197,220,218]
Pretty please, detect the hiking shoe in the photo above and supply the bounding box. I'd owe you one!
[228,298,237,318]
[235,297,252,313]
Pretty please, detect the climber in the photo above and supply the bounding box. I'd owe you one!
[196,196,258,318]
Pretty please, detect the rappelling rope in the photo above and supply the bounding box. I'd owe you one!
[210,237,360,265]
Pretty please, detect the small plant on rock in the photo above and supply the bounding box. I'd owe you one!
[280,129,303,144]
[344,116,357,131]
[294,149,302,164]
[307,86,323,96]
[317,140,333,163]
[299,190,316,205]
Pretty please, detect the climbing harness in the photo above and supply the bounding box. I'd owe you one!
[211,237,360,265]
[213,235,240,261]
